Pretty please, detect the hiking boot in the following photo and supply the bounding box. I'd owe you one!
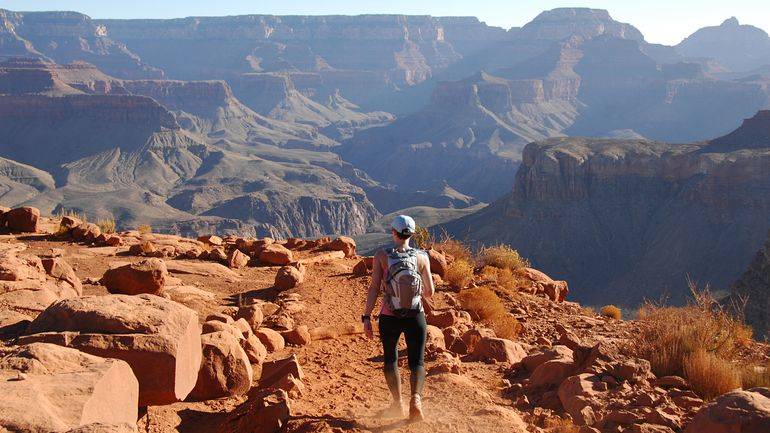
[379,400,404,419]
[409,394,424,421]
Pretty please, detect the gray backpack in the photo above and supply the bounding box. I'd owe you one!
[383,247,424,316]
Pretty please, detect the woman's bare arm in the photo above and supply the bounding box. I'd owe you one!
[419,253,435,299]
[364,251,385,316]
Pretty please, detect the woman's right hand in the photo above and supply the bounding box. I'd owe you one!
[364,318,374,339]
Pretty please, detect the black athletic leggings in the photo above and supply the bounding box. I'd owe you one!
[379,313,427,397]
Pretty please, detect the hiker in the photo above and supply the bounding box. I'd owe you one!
[362,214,435,421]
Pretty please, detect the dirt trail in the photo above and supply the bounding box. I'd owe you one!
[15,237,529,433]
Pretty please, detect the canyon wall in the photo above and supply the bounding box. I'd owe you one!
[446,111,770,305]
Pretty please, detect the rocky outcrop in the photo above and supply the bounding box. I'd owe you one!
[23,294,203,406]
[0,343,139,433]
[730,233,770,339]
[0,10,162,79]
[447,111,770,305]
[517,8,644,41]
[677,17,770,73]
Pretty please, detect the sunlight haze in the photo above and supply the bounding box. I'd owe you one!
[2,0,770,45]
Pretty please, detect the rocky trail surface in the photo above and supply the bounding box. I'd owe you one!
[1,206,769,433]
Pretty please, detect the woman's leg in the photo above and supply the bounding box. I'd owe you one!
[403,312,427,396]
[378,315,403,403]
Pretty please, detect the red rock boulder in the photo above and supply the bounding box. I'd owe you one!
[259,244,293,266]
[188,331,253,401]
[234,305,264,333]
[23,294,202,406]
[218,388,291,433]
[280,325,311,346]
[684,387,770,433]
[5,206,40,232]
[274,264,305,291]
[59,215,82,233]
[329,236,356,258]
[227,249,250,269]
[558,373,604,425]
[255,328,285,352]
[72,223,102,243]
[0,343,138,432]
[427,249,448,277]
[0,252,80,313]
[198,235,223,246]
[100,258,168,295]
[517,267,569,302]
[42,257,83,293]
[470,337,527,364]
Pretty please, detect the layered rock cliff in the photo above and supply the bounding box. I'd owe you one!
[96,14,465,87]
[730,233,770,339]
[0,69,380,238]
[445,111,770,305]
[339,69,581,201]
[230,73,393,140]
[0,9,161,79]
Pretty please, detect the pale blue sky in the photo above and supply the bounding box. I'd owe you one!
[1,0,769,45]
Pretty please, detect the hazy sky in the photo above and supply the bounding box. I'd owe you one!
[2,0,769,45]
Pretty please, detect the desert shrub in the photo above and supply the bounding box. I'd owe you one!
[433,233,473,263]
[494,314,523,340]
[479,266,523,293]
[741,362,770,389]
[496,267,525,292]
[480,265,499,279]
[96,218,116,234]
[477,244,530,271]
[631,283,753,400]
[600,305,622,320]
[137,224,152,235]
[684,350,741,400]
[412,225,434,249]
[580,306,597,316]
[444,259,474,289]
[458,286,522,339]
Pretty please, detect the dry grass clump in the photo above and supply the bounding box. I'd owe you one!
[412,225,434,249]
[600,305,622,320]
[137,224,152,235]
[57,208,87,223]
[433,234,473,263]
[631,282,755,400]
[458,286,522,339]
[740,362,770,389]
[481,265,525,293]
[444,259,474,289]
[684,350,741,400]
[580,306,596,316]
[96,218,116,234]
[477,244,530,271]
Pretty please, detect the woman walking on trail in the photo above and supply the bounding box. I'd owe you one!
[362,215,435,422]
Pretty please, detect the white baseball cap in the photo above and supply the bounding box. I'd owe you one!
[391,215,416,236]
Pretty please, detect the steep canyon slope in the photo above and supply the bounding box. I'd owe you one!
[0,59,380,238]
[445,111,770,306]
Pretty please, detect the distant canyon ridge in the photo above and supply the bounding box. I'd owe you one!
[1,7,770,305]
